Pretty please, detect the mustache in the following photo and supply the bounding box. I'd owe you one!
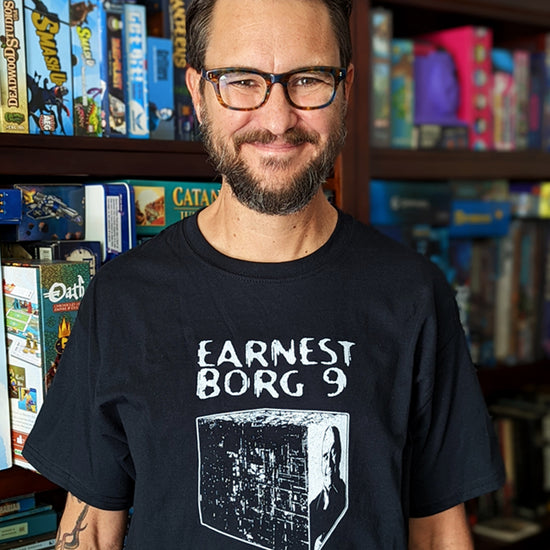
[233,128,320,150]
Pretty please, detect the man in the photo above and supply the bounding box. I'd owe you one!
[23,0,505,548]
[310,426,347,549]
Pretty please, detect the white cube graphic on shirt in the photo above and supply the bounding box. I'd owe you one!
[196,408,349,550]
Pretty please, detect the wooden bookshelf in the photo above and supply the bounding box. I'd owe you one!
[1,0,550,543]
[367,1,550,548]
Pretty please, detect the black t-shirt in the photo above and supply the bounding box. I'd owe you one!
[23,211,504,549]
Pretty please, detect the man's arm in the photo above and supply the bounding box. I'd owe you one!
[55,492,128,550]
[408,503,473,550]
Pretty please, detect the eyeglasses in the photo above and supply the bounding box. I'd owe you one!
[201,66,347,111]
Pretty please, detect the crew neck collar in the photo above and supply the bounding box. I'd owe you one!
[183,209,352,280]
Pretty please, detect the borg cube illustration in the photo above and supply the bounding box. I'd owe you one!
[196,408,349,550]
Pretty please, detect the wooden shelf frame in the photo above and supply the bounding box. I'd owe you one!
[0,135,217,180]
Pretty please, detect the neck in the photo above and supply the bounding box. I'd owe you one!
[197,182,338,262]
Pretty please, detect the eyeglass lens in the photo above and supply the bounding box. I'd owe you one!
[218,70,337,109]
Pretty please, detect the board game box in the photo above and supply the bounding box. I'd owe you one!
[0,184,85,241]
[418,25,494,150]
[123,2,149,138]
[23,240,102,277]
[0,250,12,471]
[369,180,451,226]
[102,0,126,136]
[370,7,392,147]
[85,182,136,262]
[147,36,175,140]
[24,0,74,135]
[129,179,221,237]
[168,0,198,140]
[0,0,29,133]
[391,38,414,149]
[70,0,106,136]
[3,259,90,468]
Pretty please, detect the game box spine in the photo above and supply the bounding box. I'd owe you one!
[123,2,149,138]
[390,38,414,149]
[147,36,175,139]
[70,0,105,136]
[168,0,197,140]
[370,7,392,148]
[24,0,74,135]
[101,0,126,136]
[514,50,530,150]
[0,0,28,133]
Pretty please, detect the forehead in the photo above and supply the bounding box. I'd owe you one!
[205,0,340,70]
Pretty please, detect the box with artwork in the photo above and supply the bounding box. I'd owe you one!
[2,259,90,468]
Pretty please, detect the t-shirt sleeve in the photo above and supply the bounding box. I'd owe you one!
[408,281,505,517]
[22,280,134,511]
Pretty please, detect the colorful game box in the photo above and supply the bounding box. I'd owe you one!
[130,179,221,237]
[514,50,530,150]
[0,184,85,241]
[147,36,175,140]
[123,2,149,138]
[101,0,126,136]
[449,200,511,238]
[370,7,392,147]
[0,250,12,471]
[0,0,29,133]
[70,0,106,136]
[492,49,516,151]
[85,182,136,262]
[24,0,74,135]
[369,180,451,226]
[23,240,102,277]
[418,25,494,150]
[3,259,90,468]
[391,38,414,149]
[168,0,197,140]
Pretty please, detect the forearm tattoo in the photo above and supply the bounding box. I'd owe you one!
[55,497,89,549]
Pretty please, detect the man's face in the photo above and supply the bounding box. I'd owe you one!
[188,0,353,215]
[321,428,340,490]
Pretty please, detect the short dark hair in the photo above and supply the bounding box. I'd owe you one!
[186,0,353,71]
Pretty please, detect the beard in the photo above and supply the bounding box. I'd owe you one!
[199,103,347,216]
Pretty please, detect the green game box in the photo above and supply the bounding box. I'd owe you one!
[2,259,90,469]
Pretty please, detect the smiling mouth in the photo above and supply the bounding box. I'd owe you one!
[235,128,320,152]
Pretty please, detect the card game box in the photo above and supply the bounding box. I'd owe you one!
[0,184,85,241]
[130,179,221,237]
[24,0,74,135]
[3,259,91,468]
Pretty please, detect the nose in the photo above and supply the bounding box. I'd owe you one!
[256,82,299,135]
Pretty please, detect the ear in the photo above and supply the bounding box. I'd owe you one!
[186,66,203,123]
[344,63,354,102]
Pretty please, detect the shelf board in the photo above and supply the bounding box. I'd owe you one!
[370,149,550,181]
[0,135,217,180]
[0,466,58,500]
